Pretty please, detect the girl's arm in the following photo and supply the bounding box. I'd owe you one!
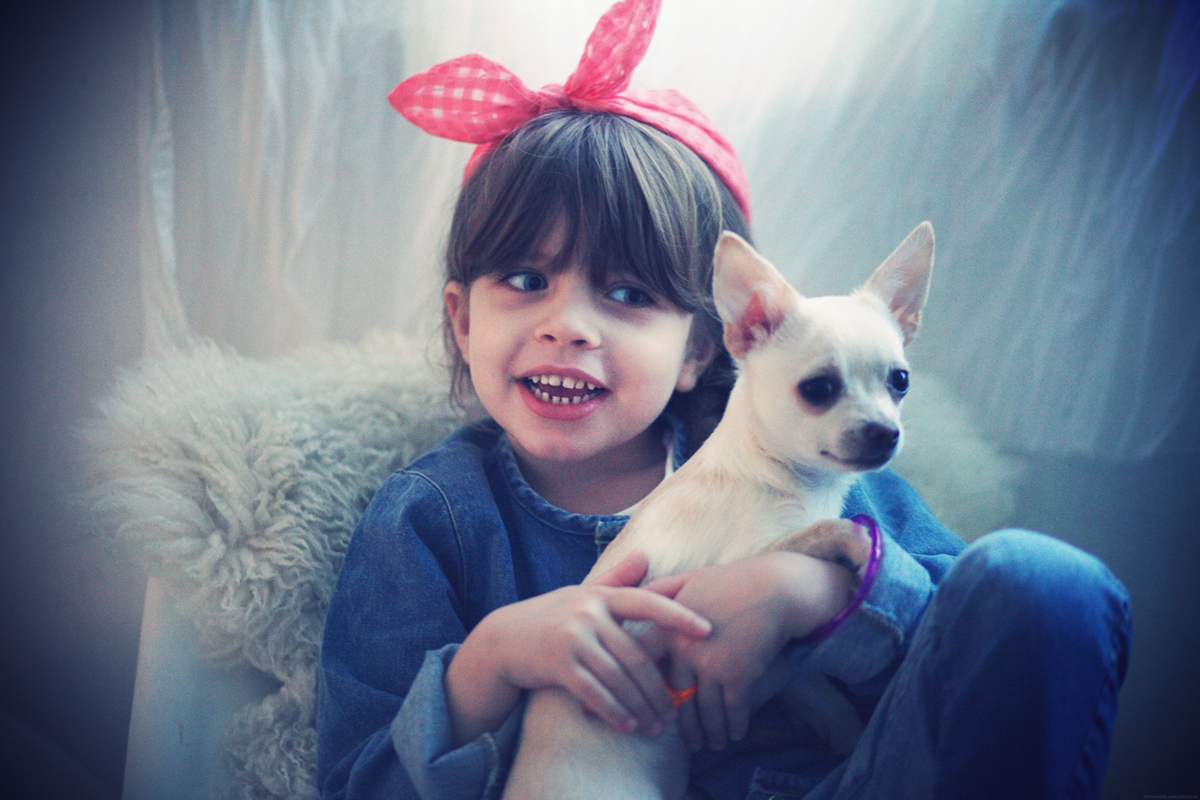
[645,469,965,752]
[319,471,710,800]
[645,550,857,751]
[319,474,475,800]
[444,549,711,745]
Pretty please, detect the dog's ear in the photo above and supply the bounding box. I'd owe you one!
[713,231,795,359]
[860,221,934,345]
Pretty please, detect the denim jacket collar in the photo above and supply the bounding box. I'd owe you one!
[490,413,688,551]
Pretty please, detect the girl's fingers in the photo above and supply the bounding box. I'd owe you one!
[641,571,689,599]
[696,679,728,750]
[630,622,670,664]
[669,661,703,752]
[594,622,675,728]
[591,550,650,589]
[748,655,794,710]
[602,586,711,639]
[677,694,703,752]
[575,644,656,733]
[723,684,751,743]
[566,665,638,734]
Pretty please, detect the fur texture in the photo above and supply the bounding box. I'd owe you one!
[82,331,462,799]
[81,330,1017,799]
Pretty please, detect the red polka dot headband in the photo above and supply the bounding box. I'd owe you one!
[388,0,751,219]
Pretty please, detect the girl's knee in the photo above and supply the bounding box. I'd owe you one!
[939,529,1131,660]
[897,531,1130,795]
[957,530,1125,601]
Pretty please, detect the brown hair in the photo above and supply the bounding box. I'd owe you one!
[443,110,751,451]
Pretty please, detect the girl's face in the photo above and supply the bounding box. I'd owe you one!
[444,223,708,477]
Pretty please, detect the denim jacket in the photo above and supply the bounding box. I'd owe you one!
[317,420,964,800]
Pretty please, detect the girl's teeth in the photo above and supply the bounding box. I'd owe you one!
[527,377,602,405]
[530,374,601,391]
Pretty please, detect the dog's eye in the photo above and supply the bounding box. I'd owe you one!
[799,375,841,406]
[889,369,910,396]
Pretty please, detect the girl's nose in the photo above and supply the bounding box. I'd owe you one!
[534,284,602,348]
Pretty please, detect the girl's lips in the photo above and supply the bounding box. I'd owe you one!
[517,378,607,421]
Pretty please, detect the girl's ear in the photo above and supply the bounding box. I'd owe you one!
[675,330,717,393]
[444,282,471,364]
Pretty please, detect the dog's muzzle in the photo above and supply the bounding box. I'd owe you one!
[844,422,900,468]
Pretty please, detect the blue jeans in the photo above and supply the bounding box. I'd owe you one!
[798,530,1132,800]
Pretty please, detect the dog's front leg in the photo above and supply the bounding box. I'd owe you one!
[770,518,873,578]
[503,686,689,800]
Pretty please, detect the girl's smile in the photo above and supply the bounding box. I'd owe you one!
[519,369,608,420]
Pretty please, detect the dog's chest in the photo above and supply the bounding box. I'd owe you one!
[611,481,844,582]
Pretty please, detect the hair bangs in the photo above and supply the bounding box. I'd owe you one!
[450,112,728,311]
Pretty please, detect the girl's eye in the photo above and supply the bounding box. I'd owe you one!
[504,272,548,292]
[607,285,653,306]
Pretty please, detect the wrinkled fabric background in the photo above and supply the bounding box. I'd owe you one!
[141,0,1198,459]
[0,1,1195,798]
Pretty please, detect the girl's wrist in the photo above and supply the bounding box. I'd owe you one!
[770,552,857,642]
[445,619,520,746]
[797,514,883,645]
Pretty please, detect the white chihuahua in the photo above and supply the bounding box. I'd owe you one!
[502,222,935,800]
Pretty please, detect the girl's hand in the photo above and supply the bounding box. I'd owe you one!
[644,552,855,751]
[445,550,711,745]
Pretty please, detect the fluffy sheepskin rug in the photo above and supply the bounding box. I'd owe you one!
[83,331,462,799]
[81,330,1019,799]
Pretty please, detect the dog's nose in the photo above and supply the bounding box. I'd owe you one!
[862,422,900,457]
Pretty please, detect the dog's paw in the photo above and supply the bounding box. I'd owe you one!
[772,518,873,579]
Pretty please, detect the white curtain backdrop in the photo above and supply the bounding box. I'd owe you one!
[138,0,1199,460]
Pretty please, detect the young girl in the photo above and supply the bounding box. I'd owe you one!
[317,2,1130,798]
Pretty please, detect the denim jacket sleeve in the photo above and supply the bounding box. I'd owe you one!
[792,469,965,687]
[317,469,521,800]
[392,644,526,799]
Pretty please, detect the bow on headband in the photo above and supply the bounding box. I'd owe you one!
[388,0,751,218]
